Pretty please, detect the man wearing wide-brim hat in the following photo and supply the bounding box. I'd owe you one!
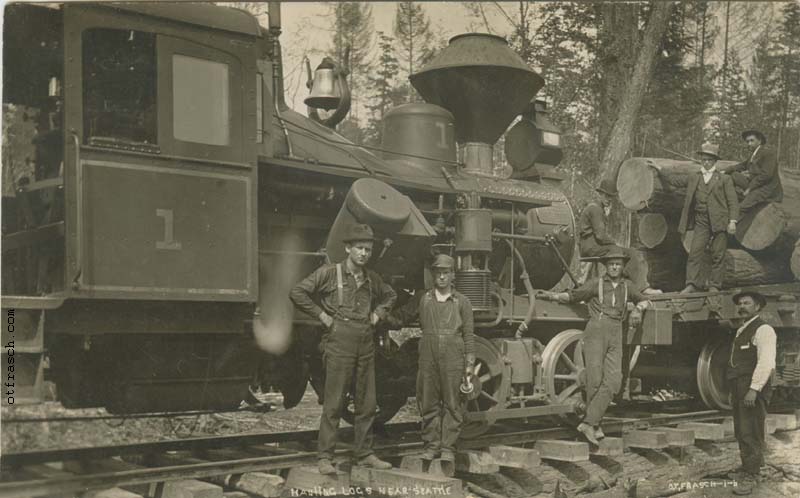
[577,178,660,294]
[538,251,653,445]
[667,142,739,293]
[727,290,776,495]
[727,129,782,217]
[290,223,397,474]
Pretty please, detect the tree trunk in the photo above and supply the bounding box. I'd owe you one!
[791,239,800,280]
[617,157,738,211]
[599,2,674,185]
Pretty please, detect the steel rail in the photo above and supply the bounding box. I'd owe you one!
[0,409,740,498]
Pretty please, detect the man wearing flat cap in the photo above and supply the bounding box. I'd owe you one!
[729,129,782,217]
[671,143,739,293]
[290,223,396,475]
[578,178,659,294]
[727,290,776,495]
[539,251,652,445]
[387,254,475,462]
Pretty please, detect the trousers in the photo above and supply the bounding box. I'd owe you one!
[417,334,465,454]
[318,318,376,460]
[685,213,727,289]
[730,377,768,475]
[580,239,648,290]
[582,315,623,426]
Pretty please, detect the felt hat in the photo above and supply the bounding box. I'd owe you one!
[741,129,767,144]
[732,290,767,309]
[695,142,721,160]
[596,178,617,196]
[342,223,376,243]
[599,250,630,263]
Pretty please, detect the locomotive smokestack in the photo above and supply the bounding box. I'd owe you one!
[410,34,544,177]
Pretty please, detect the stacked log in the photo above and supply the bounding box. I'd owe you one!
[618,157,800,289]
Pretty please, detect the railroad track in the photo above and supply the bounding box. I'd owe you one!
[5,407,798,498]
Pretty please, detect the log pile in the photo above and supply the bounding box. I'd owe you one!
[619,157,800,289]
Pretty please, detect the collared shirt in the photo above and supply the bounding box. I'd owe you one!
[290,260,397,324]
[749,145,761,163]
[735,315,777,391]
[568,275,650,321]
[701,166,717,184]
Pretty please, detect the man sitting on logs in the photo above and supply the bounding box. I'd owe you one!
[727,290,776,496]
[538,251,652,445]
[578,179,660,294]
[729,129,782,217]
[670,143,739,293]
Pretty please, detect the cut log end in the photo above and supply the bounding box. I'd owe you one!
[736,203,786,251]
[617,158,656,211]
[637,213,668,249]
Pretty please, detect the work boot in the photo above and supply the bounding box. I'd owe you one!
[708,286,720,293]
[420,448,438,460]
[642,287,663,295]
[358,454,392,470]
[680,284,698,294]
[733,474,758,495]
[318,458,337,475]
[594,426,605,440]
[576,422,599,445]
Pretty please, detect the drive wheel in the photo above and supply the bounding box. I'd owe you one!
[461,336,511,439]
[541,329,586,423]
[697,339,732,410]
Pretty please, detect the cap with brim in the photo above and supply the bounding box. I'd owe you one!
[599,250,630,262]
[741,129,766,144]
[342,223,376,243]
[732,290,767,308]
[431,254,455,269]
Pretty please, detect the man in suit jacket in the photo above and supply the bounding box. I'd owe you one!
[672,143,739,293]
[729,129,782,216]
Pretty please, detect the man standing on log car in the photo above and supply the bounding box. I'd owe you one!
[578,179,660,294]
[671,143,739,294]
[727,290,776,495]
[729,129,782,217]
[290,223,396,475]
[538,251,652,445]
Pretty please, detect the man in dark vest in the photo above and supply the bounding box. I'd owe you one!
[728,290,776,495]
[290,223,396,475]
[388,254,475,462]
[538,251,652,445]
[578,179,660,294]
[670,143,739,293]
[729,129,782,217]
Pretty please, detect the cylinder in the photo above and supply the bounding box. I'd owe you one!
[381,103,456,169]
[455,209,493,252]
[456,269,493,311]
[461,142,494,177]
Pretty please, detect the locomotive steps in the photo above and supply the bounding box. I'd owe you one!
[3,410,800,498]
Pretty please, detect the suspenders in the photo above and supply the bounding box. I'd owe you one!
[336,263,344,307]
[598,278,627,310]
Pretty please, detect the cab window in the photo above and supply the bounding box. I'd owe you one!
[172,54,230,146]
[82,28,157,148]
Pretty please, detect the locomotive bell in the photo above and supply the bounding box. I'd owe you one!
[305,58,341,110]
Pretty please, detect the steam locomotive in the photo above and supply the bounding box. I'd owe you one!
[3,2,799,435]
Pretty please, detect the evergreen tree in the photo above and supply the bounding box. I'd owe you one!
[328,2,375,139]
[393,1,435,100]
[364,32,405,146]
[708,51,750,158]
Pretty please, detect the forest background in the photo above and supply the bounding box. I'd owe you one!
[235,1,800,211]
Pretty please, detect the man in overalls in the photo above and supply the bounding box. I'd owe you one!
[727,290,776,495]
[290,223,396,475]
[538,251,651,444]
[389,254,475,461]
